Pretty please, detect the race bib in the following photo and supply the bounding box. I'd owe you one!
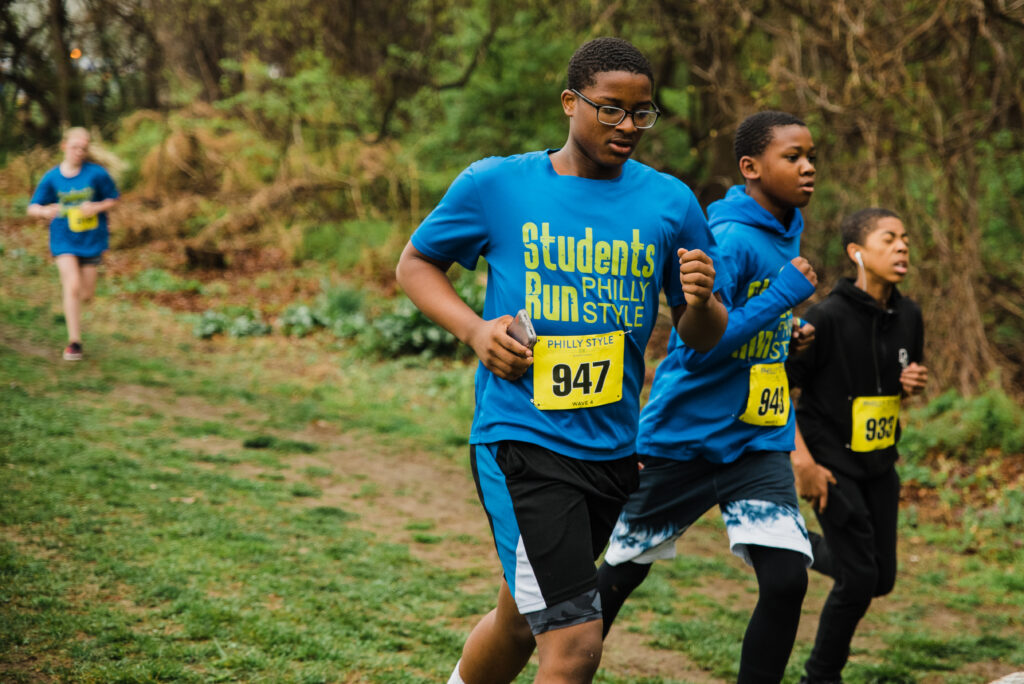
[532,331,624,410]
[739,363,790,426]
[850,395,900,452]
[67,207,98,233]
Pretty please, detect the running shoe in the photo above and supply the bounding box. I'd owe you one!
[63,342,83,361]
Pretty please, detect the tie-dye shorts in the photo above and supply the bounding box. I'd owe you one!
[603,450,812,567]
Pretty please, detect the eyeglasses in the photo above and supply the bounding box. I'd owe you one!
[570,89,660,129]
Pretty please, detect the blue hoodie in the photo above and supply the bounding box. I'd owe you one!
[635,185,816,463]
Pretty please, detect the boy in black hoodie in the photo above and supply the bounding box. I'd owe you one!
[787,208,928,684]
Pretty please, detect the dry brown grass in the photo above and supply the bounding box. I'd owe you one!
[4,105,421,291]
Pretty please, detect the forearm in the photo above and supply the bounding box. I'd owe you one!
[791,419,817,469]
[27,203,54,219]
[395,242,483,345]
[681,262,814,369]
[90,198,118,213]
[674,295,728,353]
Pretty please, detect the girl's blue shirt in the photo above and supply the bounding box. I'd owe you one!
[30,162,119,257]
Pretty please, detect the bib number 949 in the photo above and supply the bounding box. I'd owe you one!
[739,363,790,426]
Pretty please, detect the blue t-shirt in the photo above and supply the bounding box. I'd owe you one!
[636,185,815,463]
[30,162,119,257]
[411,150,721,461]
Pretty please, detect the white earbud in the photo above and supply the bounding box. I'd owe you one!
[854,251,864,269]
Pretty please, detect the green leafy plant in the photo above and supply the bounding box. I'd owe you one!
[194,308,271,339]
[277,303,319,337]
[357,269,485,358]
[902,383,1024,461]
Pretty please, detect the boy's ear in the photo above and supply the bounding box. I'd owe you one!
[561,90,577,117]
[845,242,862,264]
[738,155,760,181]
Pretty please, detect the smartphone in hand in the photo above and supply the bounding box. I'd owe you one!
[507,309,537,350]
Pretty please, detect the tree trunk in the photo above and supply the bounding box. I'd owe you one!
[48,0,73,127]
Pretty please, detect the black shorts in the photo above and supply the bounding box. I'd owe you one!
[470,441,638,634]
[55,253,103,266]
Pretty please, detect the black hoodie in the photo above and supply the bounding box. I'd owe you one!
[786,278,924,479]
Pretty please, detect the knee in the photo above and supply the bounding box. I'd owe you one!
[760,562,808,604]
[540,626,603,681]
[874,569,896,598]
[839,566,879,604]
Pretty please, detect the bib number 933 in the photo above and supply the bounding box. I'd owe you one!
[850,395,900,452]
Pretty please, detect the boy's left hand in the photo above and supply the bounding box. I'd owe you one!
[678,248,716,307]
[791,318,815,354]
[900,362,928,396]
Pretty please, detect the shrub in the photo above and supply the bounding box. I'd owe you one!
[313,281,364,324]
[194,308,271,339]
[276,281,365,337]
[901,382,1024,461]
[277,304,319,337]
[356,268,485,358]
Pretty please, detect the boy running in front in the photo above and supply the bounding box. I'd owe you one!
[597,111,819,684]
[788,208,927,684]
[395,38,727,684]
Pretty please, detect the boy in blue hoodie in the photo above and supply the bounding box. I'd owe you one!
[596,111,818,683]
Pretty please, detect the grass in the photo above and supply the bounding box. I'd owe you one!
[0,262,482,682]
[2,232,1023,682]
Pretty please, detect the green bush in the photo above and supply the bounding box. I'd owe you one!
[313,281,364,324]
[110,115,169,191]
[194,308,271,339]
[277,304,319,337]
[901,383,1024,461]
[295,219,394,270]
[277,282,365,337]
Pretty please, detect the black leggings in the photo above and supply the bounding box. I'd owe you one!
[597,545,807,683]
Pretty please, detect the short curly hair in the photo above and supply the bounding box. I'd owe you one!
[567,37,653,91]
[841,208,901,250]
[734,111,807,162]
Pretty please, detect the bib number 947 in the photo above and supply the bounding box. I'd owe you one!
[532,331,624,410]
[551,360,611,397]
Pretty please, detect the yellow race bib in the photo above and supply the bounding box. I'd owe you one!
[67,207,99,233]
[850,395,900,452]
[739,363,790,426]
[532,331,624,410]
